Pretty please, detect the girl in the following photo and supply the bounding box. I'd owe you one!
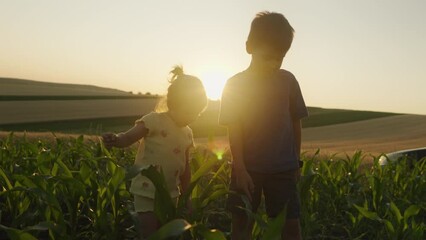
[102,66,208,238]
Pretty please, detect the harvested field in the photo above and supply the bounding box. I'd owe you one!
[302,114,426,156]
[195,115,426,159]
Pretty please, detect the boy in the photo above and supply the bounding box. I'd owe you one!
[219,11,308,240]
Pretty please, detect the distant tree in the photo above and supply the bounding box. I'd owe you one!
[145,92,151,95]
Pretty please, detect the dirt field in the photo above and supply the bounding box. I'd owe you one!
[2,114,425,159]
[301,114,426,157]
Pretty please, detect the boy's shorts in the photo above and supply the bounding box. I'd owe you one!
[227,169,300,219]
[134,195,179,212]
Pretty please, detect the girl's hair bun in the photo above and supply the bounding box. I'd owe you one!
[169,65,184,83]
[163,65,208,113]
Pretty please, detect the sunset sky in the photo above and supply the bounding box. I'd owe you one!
[1,1,425,115]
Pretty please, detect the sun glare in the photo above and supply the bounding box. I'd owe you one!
[199,71,229,100]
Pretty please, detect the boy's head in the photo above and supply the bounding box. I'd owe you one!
[247,11,294,55]
[246,12,294,72]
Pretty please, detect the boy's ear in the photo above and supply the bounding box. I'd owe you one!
[246,41,253,54]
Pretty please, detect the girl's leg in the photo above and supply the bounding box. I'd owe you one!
[137,211,160,239]
[231,213,254,240]
[134,195,159,239]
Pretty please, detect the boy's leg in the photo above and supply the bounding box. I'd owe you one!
[227,170,263,240]
[231,213,254,240]
[282,218,302,240]
[263,170,302,240]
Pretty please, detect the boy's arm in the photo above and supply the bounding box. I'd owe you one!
[228,123,255,201]
[102,123,148,148]
[293,118,302,180]
[293,119,302,158]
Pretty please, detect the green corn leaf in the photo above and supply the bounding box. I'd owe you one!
[0,224,38,240]
[299,174,315,200]
[56,157,72,178]
[390,201,402,223]
[382,219,395,234]
[403,205,420,221]
[261,206,287,240]
[353,204,381,221]
[0,167,13,190]
[345,211,356,226]
[107,159,117,174]
[301,158,315,176]
[147,219,191,240]
[140,165,176,223]
[26,221,63,238]
[320,160,332,177]
[191,155,218,181]
[198,160,227,203]
[79,162,92,184]
[199,229,227,240]
[177,156,221,214]
[99,139,112,159]
[237,194,268,229]
[201,189,228,207]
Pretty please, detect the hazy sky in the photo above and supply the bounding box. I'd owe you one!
[1,1,425,115]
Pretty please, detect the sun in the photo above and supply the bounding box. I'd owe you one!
[199,71,229,100]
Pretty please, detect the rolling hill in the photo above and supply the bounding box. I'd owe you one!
[0,77,134,96]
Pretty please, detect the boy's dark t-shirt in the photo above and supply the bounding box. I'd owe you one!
[219,69,308,173]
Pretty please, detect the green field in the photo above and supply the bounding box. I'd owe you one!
[0,134,425,239]
[302,107,400,128]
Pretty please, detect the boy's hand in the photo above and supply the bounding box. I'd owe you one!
[102,133,119,149]
[295,169,301,182]
[235,169,255,202]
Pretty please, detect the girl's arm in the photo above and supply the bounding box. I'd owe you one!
[102,122,149,148]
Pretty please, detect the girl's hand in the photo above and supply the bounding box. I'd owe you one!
[102,133,119,149]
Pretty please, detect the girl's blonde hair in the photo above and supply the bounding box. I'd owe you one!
[155,66,208,113]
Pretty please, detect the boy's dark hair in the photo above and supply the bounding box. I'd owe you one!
[246,11,294,55]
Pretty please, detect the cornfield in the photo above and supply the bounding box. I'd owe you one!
[0,133,425,239]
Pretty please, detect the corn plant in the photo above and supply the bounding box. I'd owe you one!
[1,133,425,239]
